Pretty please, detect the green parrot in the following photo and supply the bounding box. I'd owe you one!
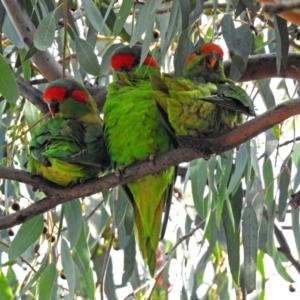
[183,42,256,128]
[150,73,223,136]
[103,45,176,276]
[27,79,110,186]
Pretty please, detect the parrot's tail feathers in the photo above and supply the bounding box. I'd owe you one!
[160,174,176,240]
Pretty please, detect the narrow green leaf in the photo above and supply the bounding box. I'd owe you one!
[179,0,190,30]
[3,14,24,49]
[115,186,130,228]
[38,263,56,300]
[190,159,207,218]
[174,30,193,76]
[0,54,19,102]
[258,80,276,109]
[215,153,233,227]
[64,199,82,249]
[130,0,161,46]
[0,269,13,300]
[19,49,31,81]
[222,14,241,56]
[265,128,278,159]
[84,267,95,300]
[19,256,49,297]
[160,0,180,57]
[99,2,130,41]
[8,215,44,260]
[81,0,106,33]
[34,12,55,51]
[278,158,291,221]
[22,44,39,62]
[273,16,289,74]
[291,209,300,262]
[222,200,240,284]
[61,238,75,296]
[263,158,274,207]
[75,37,100,76]
[227,145,247,195]
[121,234,136,286]
[257,252,266,300]
[113,0,134,36]
[140,24,156,69]
[75,223,91,273]
[242,206,258,293]
[235,0,246,18]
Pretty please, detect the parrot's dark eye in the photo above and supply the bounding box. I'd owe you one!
[194,49,201,55]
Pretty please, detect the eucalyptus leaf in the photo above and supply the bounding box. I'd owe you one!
[61,238,75,296]
[0,54,19,102]
[130,0,161,46]
[8,215,44,260]
[64,199,82,249]
[0,269,13,300]
[242,205,258,294]
[278,158,291,221]
[113,0,134,36]
[38,263,56,300]
[75,36,100,76]
[34,12,55,51]
[81,0,107,34]
[273,15,289,74]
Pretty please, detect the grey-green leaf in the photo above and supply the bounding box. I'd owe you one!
[130,0,161,46]
[75,223,91,273]
[242,205,258,293]
[113,0,134,36]
[278,158,291,221]
[34,12,55,51]
[61,238,75,296]
[273,15,289,74]
[64,199,82,249]
[8,214,44,260]
[0,54,19,102]
[38,263,56,300]
[75,37,100,76]
[0,269,13,300]
[81,0,107,34]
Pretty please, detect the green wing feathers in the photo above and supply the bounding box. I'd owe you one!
[104,62,176,276]
[28,117,110,186]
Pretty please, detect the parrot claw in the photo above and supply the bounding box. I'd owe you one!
[115,165,125,178]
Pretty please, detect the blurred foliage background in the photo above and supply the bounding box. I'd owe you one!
[0,0,300,299]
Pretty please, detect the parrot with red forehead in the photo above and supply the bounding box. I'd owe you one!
[183,42,255,128]
[103,45,176,276]
[27,79,110,186]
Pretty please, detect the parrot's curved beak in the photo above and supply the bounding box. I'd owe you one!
[48,100,59,116]
[206,52,219,69]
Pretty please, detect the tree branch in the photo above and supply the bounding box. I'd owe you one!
[224,53,300,82]
[2,0,63,81]
[17,79,48,113]
[1,98,300,230]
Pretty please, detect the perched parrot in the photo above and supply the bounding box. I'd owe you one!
[183,42,255,129]
[27,79,110,186]
[150,73,223,136]
[103,45,176,276]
